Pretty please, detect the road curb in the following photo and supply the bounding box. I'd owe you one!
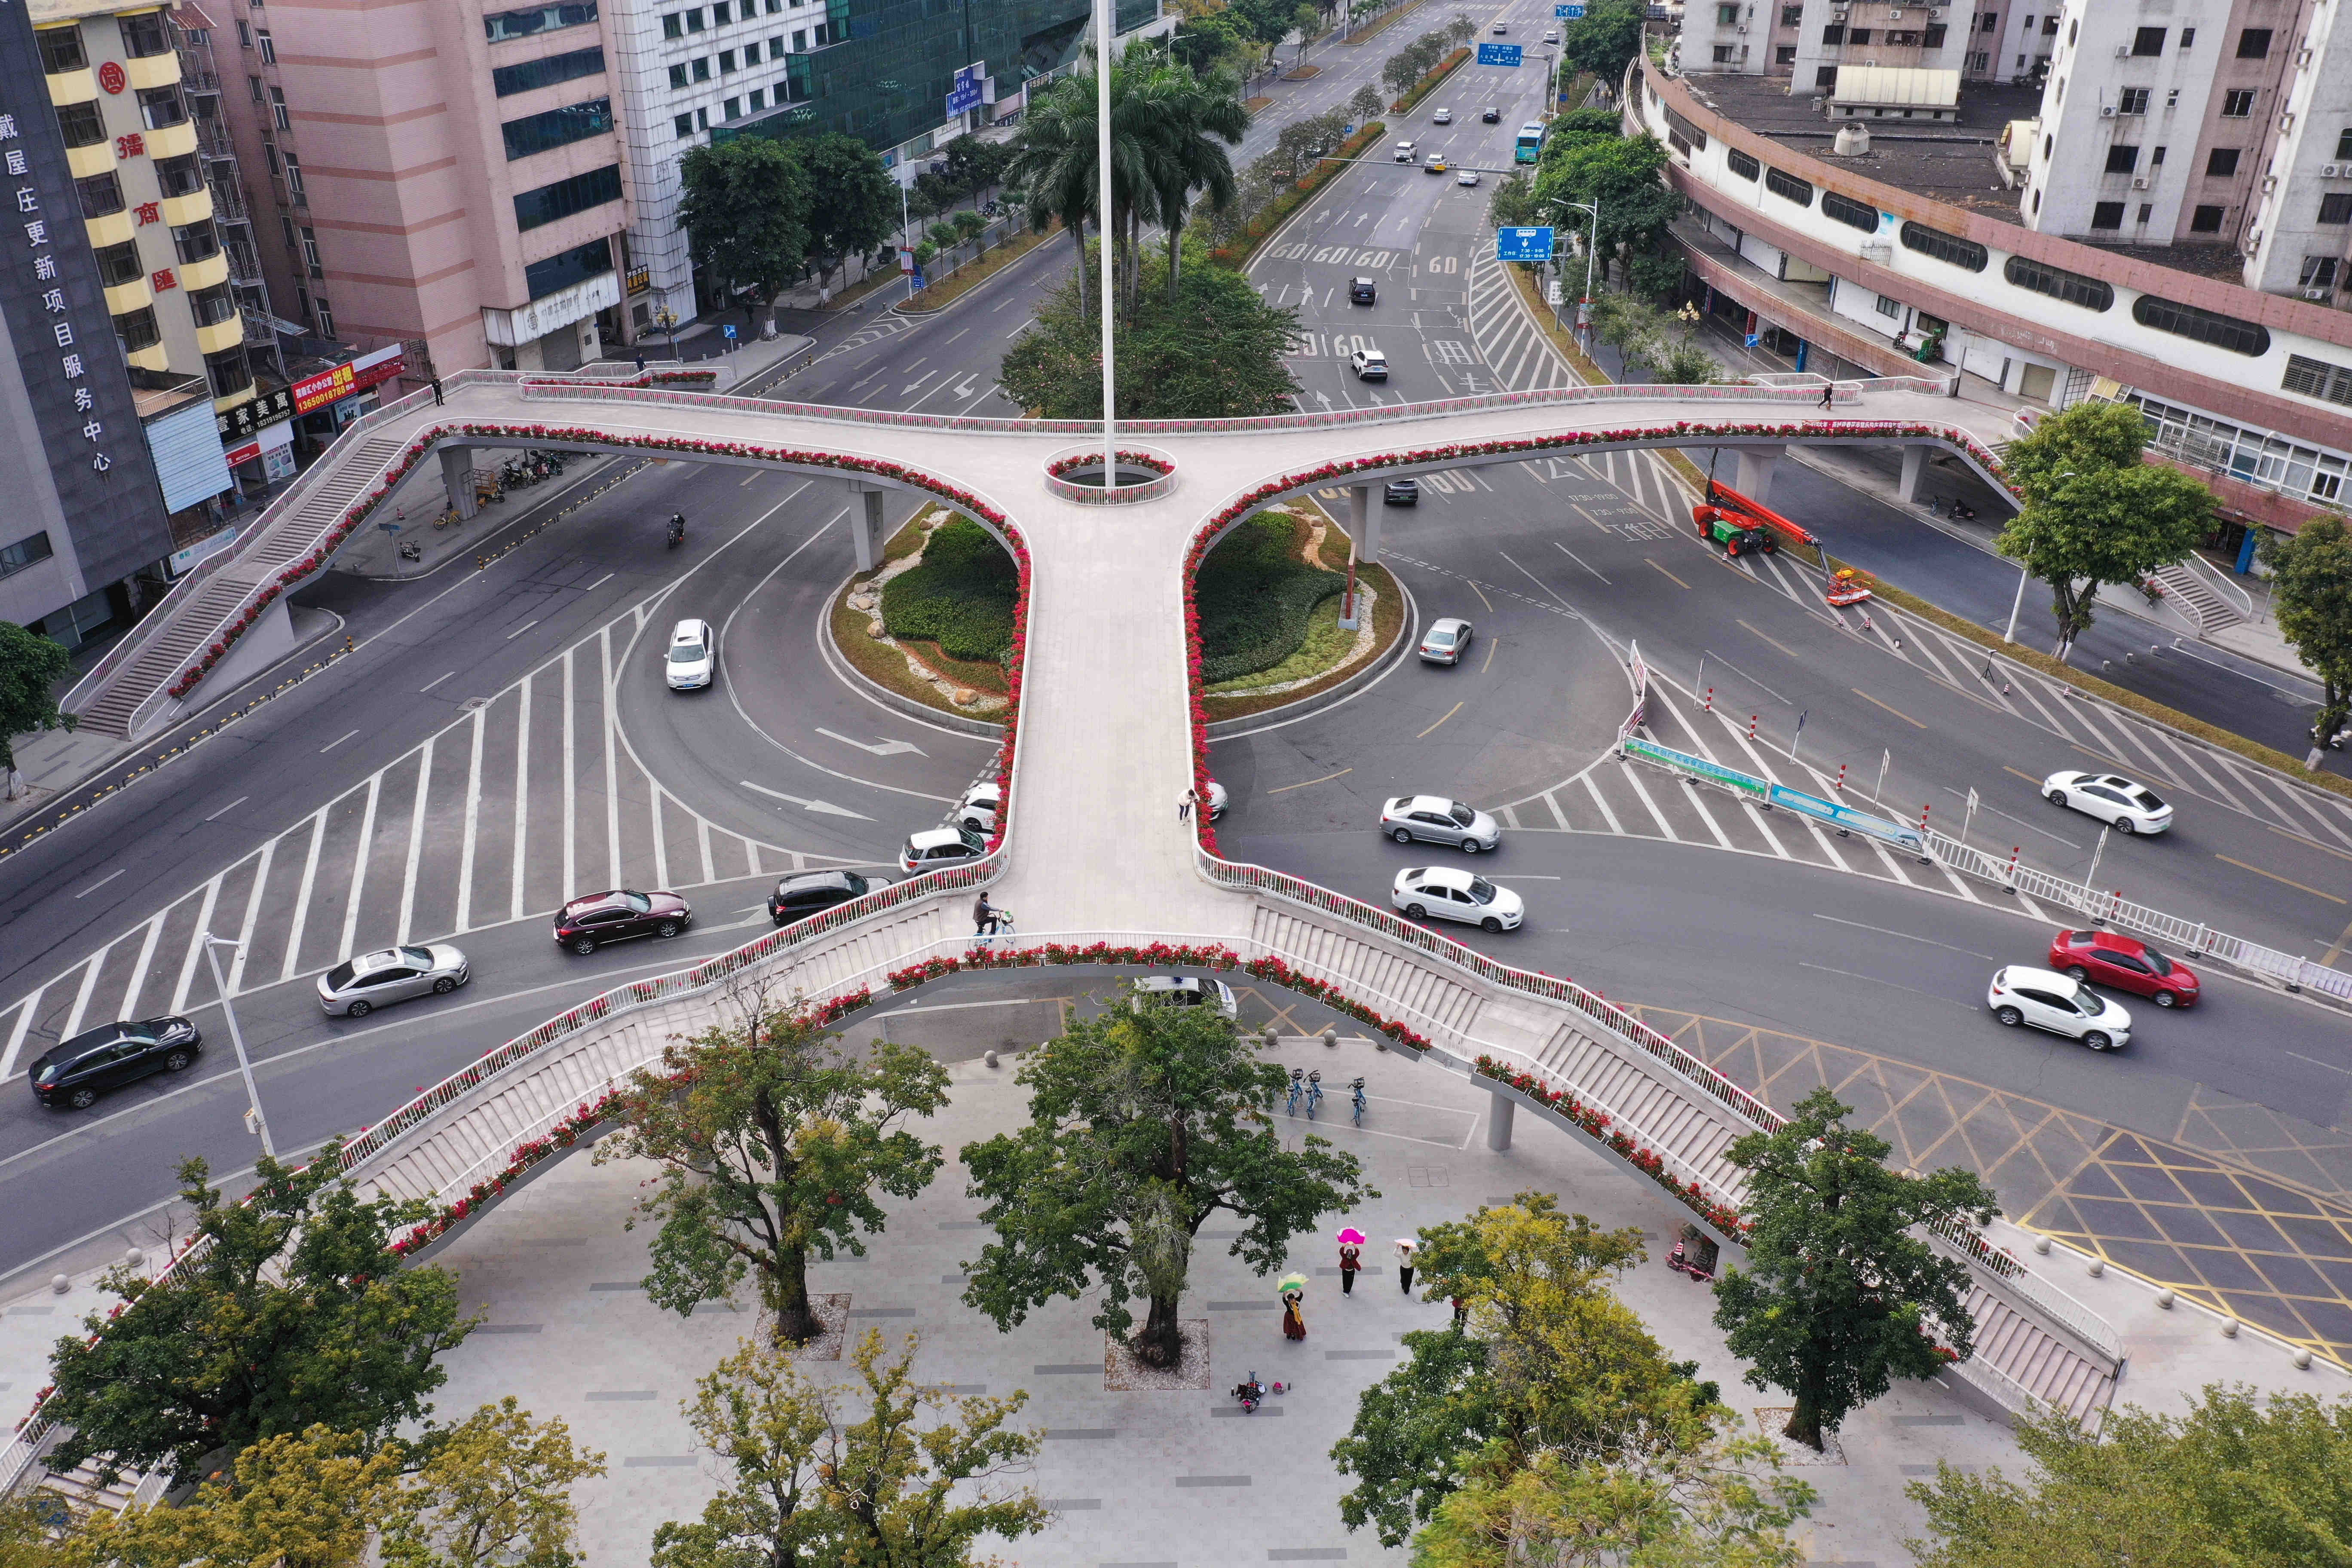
[887,227,1060,320]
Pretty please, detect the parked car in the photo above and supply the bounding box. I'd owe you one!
[1393,866,1522,932]
[665,618,715,691]
[769,869,889,926]
[957,780,1002,832]
[1419,617,1474,665]
[318,944,470,1017]
[1456,167,1481,186]
[2041,770,2172,834]
[900,823,988,873]
[2048,928,2200,1008]
[553,888,692,954]
[1490,19,1507,31]
[1350,348,1390,380]
[29,1017,199,1110]
[1393,140,1416,162]
[1481,106,1502,123]
[1348,276,1377,304]
[1131,975,1239,1018]
[1432,107,1454,124]
[1987,966,2130,1051]
[1384,477,1420,505]
[1381,794,1501,852]
[1426,154,1449,174]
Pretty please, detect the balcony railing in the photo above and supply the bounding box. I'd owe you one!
[224,238,263,284]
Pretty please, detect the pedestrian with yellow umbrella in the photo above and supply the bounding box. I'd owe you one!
[1278,1271,1308,1341]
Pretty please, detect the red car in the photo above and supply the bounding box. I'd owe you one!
[553,888,692,954]
[2046,928,2200,1008]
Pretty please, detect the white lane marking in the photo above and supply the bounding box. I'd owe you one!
[339,774,380,963]
[282,809,327,984]
[505,618,541,641]
[420,671,455,692]
[739,781,873,819]
[0,1000,35,1082]
[395,735,434,947]
[319,729,360,753]
[562,649,577,903]
[1551,541,1611,585]
[512,675,532,923]
[601,625,622,888]
[202,796,248,821]
[228,839,273,994]
[119,910,166,1022]
[650,780,670,902]
[73,867,125,898]
[58,952,103,1045]
[171,874,224,1015]
[455,704,485,934]
[1797,961,1977,1011]
[584,572,613,591]
[815,728,928,757]
[1812,912,2000,961]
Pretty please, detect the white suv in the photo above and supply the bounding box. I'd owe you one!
[665,618,714,691]
[1987,966,2132,1051]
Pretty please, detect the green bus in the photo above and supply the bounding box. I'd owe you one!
[1514,122,1545,163]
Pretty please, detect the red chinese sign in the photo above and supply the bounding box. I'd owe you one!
[97,61,126,94]
[114,132,144,160]
[288,344,405,416]
[132,200,159,226]
[150,267,176,291]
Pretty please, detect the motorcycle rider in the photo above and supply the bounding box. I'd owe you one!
[667,512,686,546]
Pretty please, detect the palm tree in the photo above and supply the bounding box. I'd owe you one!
[1006,74,1098,312]
[1138,66,1249,304]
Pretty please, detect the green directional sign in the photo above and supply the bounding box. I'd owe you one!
[1621,737,1767,799]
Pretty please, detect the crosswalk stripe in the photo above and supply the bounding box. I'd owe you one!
[172,876,225,1014]
[227,841,273,994]
[456,707,486,935]
[0,998,34,1081]
[121,910,167,1020]
[58,952,103,1044]
[284,810,328,983]
[395,735,435,948]
[1581,771,1624,834]
[513,677,532,923]
[340,775,380,964]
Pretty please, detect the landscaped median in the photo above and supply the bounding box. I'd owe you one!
[1391,46,1468,115]
[897,219,1060,314]
[1207,121,1385,268]
[1201,502,1406,721]
[832,505,1017,719]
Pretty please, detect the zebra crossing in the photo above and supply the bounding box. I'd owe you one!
[0,596,866,1086]
[1464,245,1577,393]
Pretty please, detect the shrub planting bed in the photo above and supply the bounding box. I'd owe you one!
[880,518,1020,664]
[1195,511,1348,684]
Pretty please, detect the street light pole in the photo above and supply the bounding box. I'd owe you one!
[1094,0,1116,484]
[199,932,274,1159]
[1552,196,1600,350]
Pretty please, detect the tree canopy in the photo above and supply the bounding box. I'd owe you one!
[1712,1088,1997,1452]
[961,989,1372,1366]
[1994,400,2216,660]
[2262,514,2352,749]
[0,621,74,790]
[678,137,814,325]
[1000,257,1301,420]
[1535,130,1684,299]
[597,995,951,1345]
[44,1152,475,1486]
[798,132,899,286]
[1560,0,1647,87]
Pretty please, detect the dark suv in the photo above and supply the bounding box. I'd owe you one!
[768,870,890,927]
[1384,477,1420,505]
[553,888,692,954]
[1348,276,1377,304]
[30,1017,201,1110]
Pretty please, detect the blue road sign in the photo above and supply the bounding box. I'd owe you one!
[723,323,738,340]
[1745,332,1762,348]
[1558,1,1586,15]
[378,521,399,533]
[1476,41,1523,66]
[1496,226,1556,262]
[946,63,984,116]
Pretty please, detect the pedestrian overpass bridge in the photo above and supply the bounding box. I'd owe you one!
[11,371,2121,1492]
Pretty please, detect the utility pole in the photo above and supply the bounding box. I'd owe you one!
[1095,0,1116,483]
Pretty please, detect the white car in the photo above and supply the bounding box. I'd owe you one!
[1544,28,1559,42]
[1132,974,1239,1018]
[1456,167,1481,187]
[665,618,714,691]
[1350,347,1390,381]
[1393,866,1522,932]
[956,780,1002,832]
[898,824,988,873]
[1432,107,1454,124]
[1490,19,1507,31]
[1393,140,1416,162]
[1988,966,2131,1051]
[2041,770,2172,835]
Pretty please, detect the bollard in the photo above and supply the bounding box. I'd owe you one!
[1748,713,1758,741]
[2087,1259,2105,1278]
[1831,763,1847,793]
[1323,1029,1338,1050]
[2003,846,2021,893]
[50,1273,68,1294]
[2155,1289,2174,1308]
[1703,686,1713,712]
[1918,803,1931,834]
[2222,1319,2240,1338]
[984,1049,999,1068]
[2297,1349,2315,1369]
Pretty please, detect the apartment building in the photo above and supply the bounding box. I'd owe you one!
[1684,0,2045,84]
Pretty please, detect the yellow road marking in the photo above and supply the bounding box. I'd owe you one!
[1481,636,1498,674]
[1645,557,1690,589]
[2004,766,2043,787]
[1737,618,1807,664]
[2323,915,2352,968]
[1467,578,1494,612]
[1417,701,1464,738]
[1268,768,1352,795]
[2268,822,2352,866]
[1850,688,1928,729]
[2214,855,2349,905]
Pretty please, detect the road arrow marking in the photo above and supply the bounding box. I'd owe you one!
[740,781,872,819]
[816,728,927,757]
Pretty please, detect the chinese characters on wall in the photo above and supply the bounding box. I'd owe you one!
[1,107,111,473]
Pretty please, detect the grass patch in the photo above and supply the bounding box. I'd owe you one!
[1197,511,1348,683]
[1205,562,1403,720]
[882,518,1017,664]
[900,222,1057,313]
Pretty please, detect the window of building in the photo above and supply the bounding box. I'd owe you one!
[236,18,251,46]
[483,2,597,42]
[1716,3,1738,21]
[2321,193,2352,225]
[2090,201,2125,228]
[2003,254,2115,309]
[2138,202,2153,224]
[513,163,622,230]
[282,151,304,202]
[2221,88,2256,118]
[2338,128,2352,159]
[2205,147,2239,178]
[492,46,604,95]
[114,306,161,353]
[1726,147,1760,180]
[686,6,706,30]
[54,100,105,147]
[2118,88,2148,115]
[270,85,289,131]
[2236,27,2271,58]
[2180,27,2195,48]
[138,86,188,130]
[696,106,708,128]
[300,224,322,276]
[172,218,220,264]
[1898,220,1988,270]
[260,139,279,173]
[280,211,298,250]
[719,48,736,71]
[1781,4,1801,22]
[1822,22,1844,44]
[2104,144,2138,174]
[1776,44,1797,64]
[204,345,252,399]
[1764,166,1813,206]
[1875,294,1901,318]
[249,73,266,102]
[2285,353,2352,405]
[663,11,682,36]
[502,97,612,159]
[522,235,612,299]
[1822,190,1878,231]
[674,111,694,137]
[75,170,126,220]
[188,281,236,326]
[120,12,172,59]
[1848,27,1872,44]
[769,36,786,58]
[718,95,737,116]
[2151,145,2167,166]
[2045,14,2061,32]
[2133,293,2269,355]
[1981,9,1998,30]
[2131,25,2165,56]
[693,56,710,79]
[669,62,689,88]
[0,533,54,581]
[256,28,274,62]
[155,152,205,197]
[314,296,334,337]
[37,27,89,75]
[93,240,143,287]
[793,28,808,49]
[1924,22,1946,46]
[2300,257,2340,291]
[1815,65,1837,87]
[747,87,764,110]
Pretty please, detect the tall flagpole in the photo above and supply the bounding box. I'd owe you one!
[1096,0,1116,484]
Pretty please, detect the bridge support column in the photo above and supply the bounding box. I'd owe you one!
[1485,1088,1516,1152]
[1898,443,1929,505]
[1349,483,1380,565]
[1731,444,1784,508]
[440,445,478,521]
[847,480,887,573]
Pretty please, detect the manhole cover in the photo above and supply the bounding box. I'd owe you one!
[460,696,488,712]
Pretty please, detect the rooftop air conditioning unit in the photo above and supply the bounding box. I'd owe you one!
[2132,175,2150,187]
[2305,287,2332,300]
[2324,162,2343,178]
[2114,43,2132,57]
[2098,104,2116,117]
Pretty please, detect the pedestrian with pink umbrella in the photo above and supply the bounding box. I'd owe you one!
[1337,1227,1366,1295]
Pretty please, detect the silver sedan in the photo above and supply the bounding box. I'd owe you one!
[318,944,471,1017]
[1380,794,1502,852]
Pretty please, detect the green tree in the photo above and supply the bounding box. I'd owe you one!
[1908,1386,2352,1568]
[379,1400,606,1568]
[44,1152,475,1487]
[1350,82,1385,122]
[939,132,1014,200]
[1173,11,1251,73]
[1000,259,1300,420]
[1711,1087,1997,1453]
[2261,514,2352,751]
[1560,0,1645,88]
[597,998,950,1346]
[1136,62,1250,300]
[961,989,1373,1368]
[1487,172,1539,230]
[650,1332,1047,1568]
[1535,133,1681,297]
[0,622,74,801]
[1994,400,2216,661]
[1004,47,1161,315]
[1445,11,1476,48]
[70,1424,404,1568]
[678,136,812,333]
[798,132,897,293]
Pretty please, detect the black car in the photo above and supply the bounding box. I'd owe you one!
[1481,106,1501,123]
[1348,276,1377,305]
[30,1018,201,1110]
[552,888,693,954]
[1384,477,1421,505]
[768,870,890,926]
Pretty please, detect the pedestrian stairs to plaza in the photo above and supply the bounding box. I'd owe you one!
[2148,558,2248,634]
